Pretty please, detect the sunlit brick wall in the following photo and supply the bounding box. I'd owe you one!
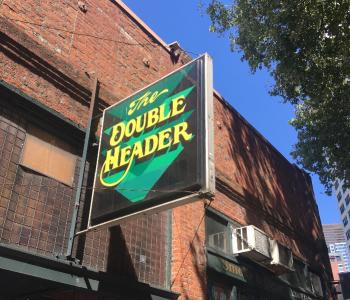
[0,0,332,298]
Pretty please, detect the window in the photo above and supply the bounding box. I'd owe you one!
[20,125,77,186]
[346,230,350,240]
[343,216,348,227]
[339,265,344,272]
[335,180,339,191]
[210,284,233,300]
[206,210,237,254]
[346,195,350,206]
[340,204,345,214]
[338,192,343,202]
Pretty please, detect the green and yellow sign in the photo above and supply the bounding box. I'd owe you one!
[89,54,214,227]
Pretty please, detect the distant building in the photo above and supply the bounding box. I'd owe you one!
[323,224,350,272]
[329,253,344,299]
[340,272,350,299]
[334,180,350,247]
[329,253,344,279]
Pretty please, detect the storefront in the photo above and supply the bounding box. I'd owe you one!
[205,209,325,300]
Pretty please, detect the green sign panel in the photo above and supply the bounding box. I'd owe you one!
[89,54,214,227]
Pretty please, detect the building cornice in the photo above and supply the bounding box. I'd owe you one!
[110,0,171,53]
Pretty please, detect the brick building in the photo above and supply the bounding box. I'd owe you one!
[0,0,334,299]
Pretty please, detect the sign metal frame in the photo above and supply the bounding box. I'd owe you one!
[78,53,214,234]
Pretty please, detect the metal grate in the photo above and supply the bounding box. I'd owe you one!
[0,100,171,289]
[80,211,171,288]
[0,102,76,256]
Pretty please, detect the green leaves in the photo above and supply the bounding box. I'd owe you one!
[206,0,350,193]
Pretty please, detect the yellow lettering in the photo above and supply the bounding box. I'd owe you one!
[104,146,120,173]
[132,141,144,159]
[158,104,171,123]
[128,92,150,116]
[119,146,132,167]
[173,122,192,144]
[171,96,186,117]
[149,88,168,104]
[221,259,243,277]
[125,119,136,138]
[223,261,228,271]
[110,122,125,146]
[147,107,159,128]
[135,114,146,133]
[101,90,195,188]
[127,89,169,116]
[144,134,158,156]
[157,128,172,151]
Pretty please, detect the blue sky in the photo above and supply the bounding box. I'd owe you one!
[122,0,340,225]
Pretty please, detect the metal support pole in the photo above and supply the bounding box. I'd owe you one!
[66,77,98,259]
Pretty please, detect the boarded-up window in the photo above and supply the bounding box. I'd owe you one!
[20,125,77,186]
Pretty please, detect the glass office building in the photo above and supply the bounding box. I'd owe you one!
[323,223,350,272]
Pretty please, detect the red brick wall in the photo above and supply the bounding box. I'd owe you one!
[171,201,207,300]
[170,94,331,299]
[0,0,176,289]
[0,0,332,299]
[0,0,183,127]
[213,96,328,268]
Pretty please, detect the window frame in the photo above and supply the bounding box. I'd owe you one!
[335,180,339,191]
[205,207,241,256]
[340,203,345,214]
[343,216,348,227]
[346,230,350,241]
[20,124,78,187]
[345,195,350,206]
[338,192,343,202]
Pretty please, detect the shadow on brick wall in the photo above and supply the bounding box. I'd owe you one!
[217,102,330,274]
[0,30,90,106]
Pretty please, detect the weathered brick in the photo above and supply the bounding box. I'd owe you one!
[0,0,332,299]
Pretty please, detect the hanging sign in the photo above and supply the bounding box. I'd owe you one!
[88,54,214,228]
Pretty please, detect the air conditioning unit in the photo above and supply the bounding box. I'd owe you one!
[208,232,227,252]
[232,225,271,263]
[268,240,294,274]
